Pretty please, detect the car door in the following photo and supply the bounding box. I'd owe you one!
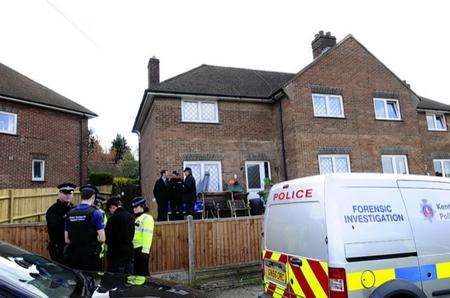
[398,180,450,297]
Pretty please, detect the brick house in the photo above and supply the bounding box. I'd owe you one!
[133,32,450,200]
[0,62,96,188]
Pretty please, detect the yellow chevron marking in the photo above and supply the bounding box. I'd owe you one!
[320,261,328,276]
[347,268,395,291]
[437,262,450,279]
[271,252,281,262]
[301,257,328,298]
[287,263,306,298]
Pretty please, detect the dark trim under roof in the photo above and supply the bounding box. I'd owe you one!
[0,62,97,117]
[417,96,450,112]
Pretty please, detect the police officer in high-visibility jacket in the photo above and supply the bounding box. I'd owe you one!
[131,197,154,276]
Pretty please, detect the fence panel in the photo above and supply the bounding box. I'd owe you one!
[0,186,112,224]
[0,216,263,273]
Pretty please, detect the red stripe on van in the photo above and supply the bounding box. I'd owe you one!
[264,251,273,259]
[307,259,329,295]
[267,282,277,296]
[291,265,315,298]
[282,285,295,298]
[278,253,288,264]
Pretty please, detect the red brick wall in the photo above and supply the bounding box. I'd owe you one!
[282,36,426,178]
[0,99,89,188]
[417,111,450,175]
[139,97,282,199]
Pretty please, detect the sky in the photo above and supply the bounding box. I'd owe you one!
[1,0,450,154]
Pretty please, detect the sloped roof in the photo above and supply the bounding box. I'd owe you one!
[0,62,96,116]
[417,96,450,112]
[149,64,294,99]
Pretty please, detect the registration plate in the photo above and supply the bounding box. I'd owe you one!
[266,267,286,284]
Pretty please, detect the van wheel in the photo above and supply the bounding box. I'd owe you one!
[369,280,426,298]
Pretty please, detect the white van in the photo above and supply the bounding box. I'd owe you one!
[260,173,450,298]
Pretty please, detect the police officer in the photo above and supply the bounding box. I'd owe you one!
[64,184,105,272]
[94,195,108,265]
[131,197,154,276]
[46,183,75,264]
[105,197,135,274]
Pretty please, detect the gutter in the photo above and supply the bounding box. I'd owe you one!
[278,100,288,181]
[0,94,97,118]
[416,108,450,114]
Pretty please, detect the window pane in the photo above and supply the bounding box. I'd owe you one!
[204,163,220,191]
[427,115,436,130]
[319,157,333,174]
[328,96,343,117]
[434,160,443,177]
[382,156,394,173]
[33,161,42,178]
[0,112,16,134]
[247,164,261,189]
[444,161,450,178]
[374,100,386,119]
[335,157,349,173]
[386,101,399,119]
[436,115,445,130]
[182,101,199,121]
[200,102,217,122]
[312,95,327,116]
[395,156,408,174]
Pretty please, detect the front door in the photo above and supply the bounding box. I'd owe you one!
[245,161,270,199]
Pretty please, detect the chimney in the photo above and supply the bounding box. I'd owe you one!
[148,56,160,87]
[311,31,336,59]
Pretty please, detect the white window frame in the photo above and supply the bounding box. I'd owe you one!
[373,98,401,120]
[0,111,17,135]
[32,159,45,181]
[318,154,351,174]
[433,159,450,177]
[426,113,447,131]
[381,155,409,174]
[312,93,345,118]
[183,161,222,191]
[245,161,271,193]
[181,100,219,123]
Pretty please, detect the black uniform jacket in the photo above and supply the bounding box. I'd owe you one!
[182,175,197,203]
[105,207,135,261]
[46,200,73,244]
[153,177,170,204]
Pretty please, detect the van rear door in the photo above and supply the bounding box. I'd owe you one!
[398,180,450,297]
[263,181,329,298]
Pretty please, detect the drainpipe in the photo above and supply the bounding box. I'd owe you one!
[278,100,288,181]
[79,118,84,185]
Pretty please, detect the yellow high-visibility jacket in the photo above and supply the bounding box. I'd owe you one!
[133,213,154,254]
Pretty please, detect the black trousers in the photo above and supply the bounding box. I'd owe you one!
[107,257,134,274]
[48,241,66,265]
[157,200,168,221]
[133,248,149,276]
[66,245,101,272]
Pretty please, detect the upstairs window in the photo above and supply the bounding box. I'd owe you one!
[32,159,45,181]
[374,98,401,120]
[181,100,218,123]
[318,154,350,174]
[0,111,17,135]
[426,113,447,131]
[381,155,408,174]
[312,94,344,118]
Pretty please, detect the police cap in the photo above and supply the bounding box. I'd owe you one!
[80,184,99,197]
[58,183,76,194]
[94,195,105,207]
[131,197,146,208]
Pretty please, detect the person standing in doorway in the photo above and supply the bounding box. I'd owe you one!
[182,167,197,217]
[153,170,170,221]
[46,183,75,265]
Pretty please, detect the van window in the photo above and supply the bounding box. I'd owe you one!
[265,202,327,260]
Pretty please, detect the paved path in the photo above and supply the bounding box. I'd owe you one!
[207,285,262,298]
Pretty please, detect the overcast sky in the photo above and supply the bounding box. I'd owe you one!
[1,0,449,154]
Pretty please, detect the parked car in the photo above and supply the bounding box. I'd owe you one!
[261,173,450,298]
[0,241,203,297]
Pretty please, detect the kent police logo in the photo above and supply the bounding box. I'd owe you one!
[421,199,434,221]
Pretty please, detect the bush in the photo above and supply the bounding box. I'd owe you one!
[88,172,114,186]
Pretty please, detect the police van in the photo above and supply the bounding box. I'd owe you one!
[261,173,450,298]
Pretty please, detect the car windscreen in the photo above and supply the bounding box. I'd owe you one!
[0,253,80,297]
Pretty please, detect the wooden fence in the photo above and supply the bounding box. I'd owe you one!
[0,216,263,273]
[0,186,112,224]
